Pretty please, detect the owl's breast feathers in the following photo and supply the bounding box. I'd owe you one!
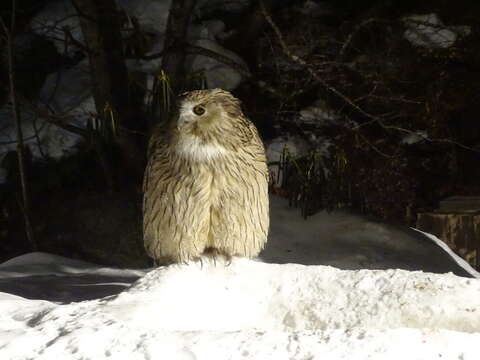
[146,125,268,184]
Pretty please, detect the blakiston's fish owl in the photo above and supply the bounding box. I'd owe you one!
[143,89,269,264]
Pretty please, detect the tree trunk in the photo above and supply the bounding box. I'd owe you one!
[226,0,273,69]
[74,0,132,126]
[161,0,197,91]
[2,0,37,251]
[74,0,143,188]
[417,196,480,270]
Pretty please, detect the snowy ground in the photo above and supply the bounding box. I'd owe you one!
[0,196,479,359]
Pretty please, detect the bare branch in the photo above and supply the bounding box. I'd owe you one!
[339,18,382,59]
[260,1,380,121]
[186,44,251,77]
[260,2,480,155]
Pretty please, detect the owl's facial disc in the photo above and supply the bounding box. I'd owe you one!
[175,100,228,160]
[177,101,208,130]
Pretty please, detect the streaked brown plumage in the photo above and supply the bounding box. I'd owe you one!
[143,89,269,264]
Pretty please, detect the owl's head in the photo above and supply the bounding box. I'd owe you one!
[175,89,241,130]
[170,89,246,161]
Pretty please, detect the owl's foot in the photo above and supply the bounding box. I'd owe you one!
[151,256,177,267]
[202,247,232,266]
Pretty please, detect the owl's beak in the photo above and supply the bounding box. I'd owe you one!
[177,115,193,130]
[177,102,196,130]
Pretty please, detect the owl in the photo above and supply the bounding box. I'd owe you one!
[143,89,269,264]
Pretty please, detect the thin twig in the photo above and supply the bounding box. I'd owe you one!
[135,43,251,77]
[339,18,381,59]
[260,1,480,154]
[260,1,379,121]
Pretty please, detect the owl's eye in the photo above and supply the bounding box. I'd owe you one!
[192,105,206,116]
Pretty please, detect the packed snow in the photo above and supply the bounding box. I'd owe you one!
[2,257,480,360]
[0,196,479,359]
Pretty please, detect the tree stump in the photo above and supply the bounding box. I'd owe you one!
[416,196,480,270]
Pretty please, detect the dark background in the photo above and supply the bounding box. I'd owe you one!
[1,0,479,268]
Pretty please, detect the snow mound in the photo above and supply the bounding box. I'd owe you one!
[1,258,480,359]
[119,259,480,332]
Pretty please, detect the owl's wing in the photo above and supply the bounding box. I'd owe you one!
[143,124,169,194]
[235,115,269,183]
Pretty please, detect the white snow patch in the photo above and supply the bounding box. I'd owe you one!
[0,252,145,279]
[401,130,428,144]
[125,35,166,73]
[263,196,479,277]
[299,98,339,126]
[39,60,95,122]
[204,20,227,39]
[117,0,172,35]
[0,59,95,167]
[30,0,248,99]
[0,105,82,163]
[265,134,332,187]
[114,259,480,332]
[187,38,248,90]
[1,257,480,359]
[130,27,248,92]
[30,0,80,56]
[266,136,309,187]
[403,13,470,49]
[31,0,172,56]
